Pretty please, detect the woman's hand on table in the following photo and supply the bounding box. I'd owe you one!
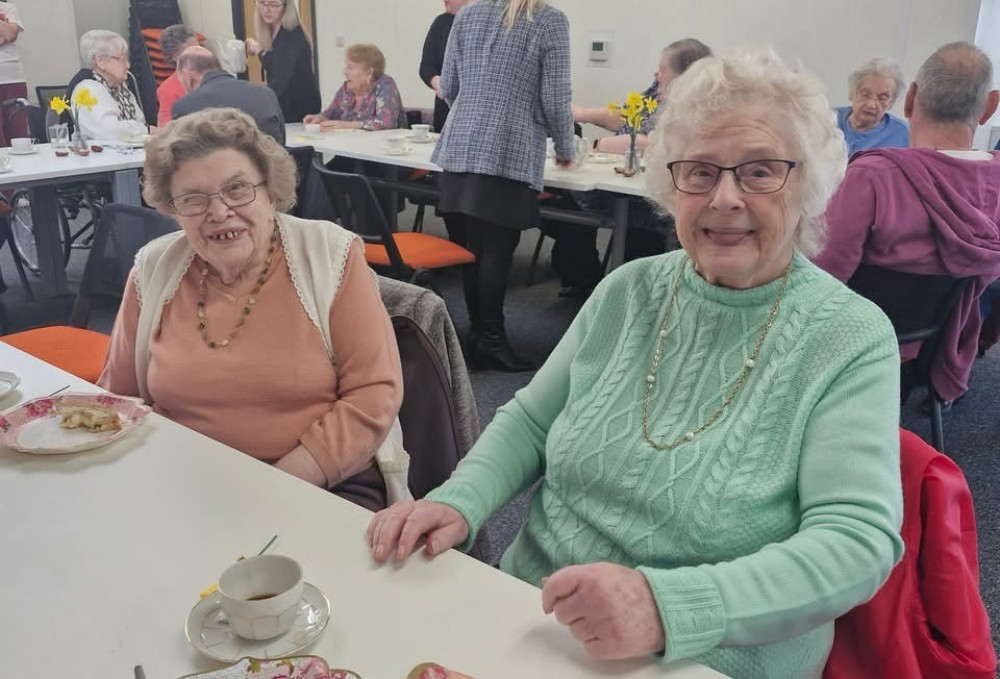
[302,113,327,125]
[555,156,574,169]
[542,563,666,660]
[367,499,469,562]
[320,119,361,131]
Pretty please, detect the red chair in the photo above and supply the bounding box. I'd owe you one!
[824,428,996,679]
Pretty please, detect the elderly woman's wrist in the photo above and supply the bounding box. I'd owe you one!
[637,565,726,662]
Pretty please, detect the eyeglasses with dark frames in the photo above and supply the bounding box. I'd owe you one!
[666,159,798,195]
[257,0,285,8]
[170,180,266,217]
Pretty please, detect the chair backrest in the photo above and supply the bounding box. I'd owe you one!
[310,159,407,276]
[70,203,179,327]
[846,264,971,370]
[35,85,68,110]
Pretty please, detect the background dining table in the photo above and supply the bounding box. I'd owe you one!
[285,124,646,270]
[0,341,726,678]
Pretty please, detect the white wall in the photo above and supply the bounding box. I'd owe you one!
[72,0,128,43]
[30,0,986,130]
[178,0,235,54]
[311,0,981,128]
[21,0,79,104]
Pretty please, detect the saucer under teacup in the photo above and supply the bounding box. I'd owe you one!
[185,581,330,662]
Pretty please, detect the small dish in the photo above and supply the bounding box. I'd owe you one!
[7,147,36,155]
[0,371,19,399]
[382,147,412,156]
[177,655,357,679]
[185,582,331,662]
[0,392,151,454]
[407,135,435,144]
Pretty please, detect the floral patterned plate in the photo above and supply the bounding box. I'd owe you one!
[177,656,360,679]
[0,392,151,454]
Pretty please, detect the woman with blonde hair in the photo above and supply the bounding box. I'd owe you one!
[431,0,575,370]
[246,0,320,122]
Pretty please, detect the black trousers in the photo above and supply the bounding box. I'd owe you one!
[443,212,521,325]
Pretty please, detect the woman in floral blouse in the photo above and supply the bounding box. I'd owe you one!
[304,43,405,131]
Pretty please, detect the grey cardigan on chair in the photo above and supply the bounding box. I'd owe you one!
[430,0,575,191]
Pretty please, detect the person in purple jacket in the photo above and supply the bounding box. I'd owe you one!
[814,41,1000,405]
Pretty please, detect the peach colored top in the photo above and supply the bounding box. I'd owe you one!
[98,240,403,486]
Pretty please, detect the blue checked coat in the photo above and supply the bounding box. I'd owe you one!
[430,0,575,191]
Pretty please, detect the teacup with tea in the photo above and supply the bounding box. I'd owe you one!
[218,554,304,640]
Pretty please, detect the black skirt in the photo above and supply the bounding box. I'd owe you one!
[438,172,540,230]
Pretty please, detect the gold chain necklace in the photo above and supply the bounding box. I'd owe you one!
[197,228,279,349]
[641,257,792,450]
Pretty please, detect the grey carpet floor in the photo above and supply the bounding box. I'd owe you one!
[2,207,997,655]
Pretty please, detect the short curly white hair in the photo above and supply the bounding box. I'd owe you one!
[644,50,848,257]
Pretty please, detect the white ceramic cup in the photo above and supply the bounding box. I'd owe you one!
[304,123,321,134]
[11,137,34,152]
[218,554,304,640]
[384,134,408,154]
[0,151,10,169]
[411,124,430,140]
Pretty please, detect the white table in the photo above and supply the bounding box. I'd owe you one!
[0,342,725,678]
[0,143,145,297]
[286,125,649,269]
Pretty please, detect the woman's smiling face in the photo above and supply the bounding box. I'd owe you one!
[671,106,803,289]
[169,148,277,285]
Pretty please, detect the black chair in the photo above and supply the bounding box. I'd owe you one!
[847,264,972,452]
[34,85,68,110]
[70,203,179,327]
[311,159,475,288]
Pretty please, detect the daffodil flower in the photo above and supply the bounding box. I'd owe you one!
[72,87,98,111]
[49,95,70,116]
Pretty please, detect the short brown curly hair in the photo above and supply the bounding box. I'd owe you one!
[143,108,297,214]
[345,43,386,80]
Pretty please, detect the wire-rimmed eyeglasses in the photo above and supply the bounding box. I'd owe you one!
[666,159,798,195]
[170,180,266,217]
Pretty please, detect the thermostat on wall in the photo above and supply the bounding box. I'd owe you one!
[590,39,610,63]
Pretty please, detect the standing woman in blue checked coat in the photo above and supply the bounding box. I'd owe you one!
[432,0,576,371]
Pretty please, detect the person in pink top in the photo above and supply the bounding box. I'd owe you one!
[814,41,1000,404]
[98,108,404,510]
[156,24,199,128]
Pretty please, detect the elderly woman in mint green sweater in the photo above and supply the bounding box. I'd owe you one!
[368,51,904,678]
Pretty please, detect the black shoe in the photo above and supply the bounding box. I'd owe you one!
[558,285,595,299]
[469,320,535,372]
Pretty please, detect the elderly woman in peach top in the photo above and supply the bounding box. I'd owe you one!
[98,108,403,510]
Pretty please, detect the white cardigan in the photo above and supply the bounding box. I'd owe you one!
[73,78,147,141]
[129,213,412,503]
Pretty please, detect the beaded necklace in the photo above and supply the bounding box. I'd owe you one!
[196,227,279,349]
[641,257,792,450]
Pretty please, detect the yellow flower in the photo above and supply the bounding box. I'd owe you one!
[72,87,98,111]
[625,92,644,108]
[49,95,70,116]
[646,98,659,113]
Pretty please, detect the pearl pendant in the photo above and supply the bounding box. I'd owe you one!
[646,374,655,384]
[746,359,755,368]
[685,432,695,441]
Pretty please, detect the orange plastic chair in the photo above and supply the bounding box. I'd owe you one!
[311,159,474,288]
[1,327,109,382]
[1,204,178,383]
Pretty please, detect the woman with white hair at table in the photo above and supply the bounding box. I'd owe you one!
[836,56,909,155]
[70,29,148,141]
[367,51,903,677]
